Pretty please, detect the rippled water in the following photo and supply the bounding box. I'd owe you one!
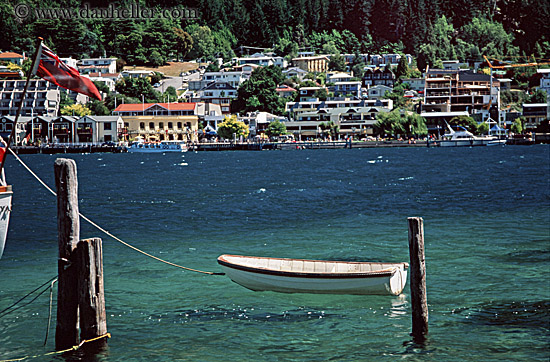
[1,146,549,361]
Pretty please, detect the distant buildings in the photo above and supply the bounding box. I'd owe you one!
[0,79,88,117]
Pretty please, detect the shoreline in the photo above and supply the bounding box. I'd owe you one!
[11,139,544,154]
[12,140,429,154]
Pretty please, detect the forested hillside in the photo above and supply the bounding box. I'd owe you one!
[1,0,549,67]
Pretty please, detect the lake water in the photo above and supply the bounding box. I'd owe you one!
[0,146,549,361]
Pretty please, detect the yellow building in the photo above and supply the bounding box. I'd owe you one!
[292,56,330,73]
[114,103,199,142]
[122,115,199,142]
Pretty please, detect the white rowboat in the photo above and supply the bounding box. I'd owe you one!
[218,254,408,295]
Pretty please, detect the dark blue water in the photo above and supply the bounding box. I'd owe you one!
[1,146,549,361]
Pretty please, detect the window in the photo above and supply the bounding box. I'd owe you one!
[103,122,112,131]
[177,122,182,129]
[140,122,145,130]
[168,122,173,129]
[149,122,154,129]
[159,122,164,129]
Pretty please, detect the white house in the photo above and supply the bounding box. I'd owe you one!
[120,70,155,78]
[78,57,117,74]
[367,85,392,100]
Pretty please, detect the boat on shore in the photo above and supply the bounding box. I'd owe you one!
[126,139,188,153]
[217,254,408,295]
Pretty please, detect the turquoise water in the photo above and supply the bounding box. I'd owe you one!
[0,146,549,361]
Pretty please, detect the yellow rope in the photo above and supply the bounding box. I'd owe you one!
[9,149,223,275]
[0,333,111,362]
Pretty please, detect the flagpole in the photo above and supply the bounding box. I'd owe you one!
[0,37,43,176]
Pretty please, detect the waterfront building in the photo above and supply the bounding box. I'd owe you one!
[423,69,500,120]
[537,69,550,118]
[238,112,287,137]
[286,97,393,121]
[113,102,219,142]
[0,115,31,145]
[76,115,125,143]
[522,103,548,130]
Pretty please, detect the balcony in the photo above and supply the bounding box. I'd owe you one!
[76,127,93,135]
[53,128,69,135]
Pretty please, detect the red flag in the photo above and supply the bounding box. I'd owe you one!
[32,43,102,100]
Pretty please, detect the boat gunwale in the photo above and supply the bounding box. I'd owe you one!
[217,254,407,279]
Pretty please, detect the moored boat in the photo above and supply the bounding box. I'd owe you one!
[0,183,12,259]
[126,139,188,153]
[439,123,502,147]
[217,254,408,295]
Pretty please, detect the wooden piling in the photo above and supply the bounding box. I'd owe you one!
[54,158,80,350]
[55,159,108,352]
[408,217,428,341]
[77,238,107,347]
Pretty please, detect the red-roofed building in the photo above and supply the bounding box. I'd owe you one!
[276,85,297,98]
[113,102,196,116]
[0,52,24,65]
[113,102,203,142]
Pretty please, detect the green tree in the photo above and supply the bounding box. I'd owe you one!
[395,56,410,79]
[265,120,288,138]
[477,122,490,135]
[164,86,178,102]
[328,53,346,71]
[528,89,548,103]
[374,110,427,138]
[449,115,478,134]
[216,115,249,140]
[61,103,91,116]
[511,119,523,134]
[87,100,110,116]
[319,121,339,139]
[173,28,193,61]
[115,77,160,102]
[186,24,216,61]
[459,17,519,59]
[232,66,285,114]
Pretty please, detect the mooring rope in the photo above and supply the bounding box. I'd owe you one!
[0,275,58,319]
[43,279,57,346]
[0,333,111,362]
[9,149,223,276]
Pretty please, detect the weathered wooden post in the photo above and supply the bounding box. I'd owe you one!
[77,238,108,348]
[55,159,108,352]
[408,217,428,342]
[54,158,80,350]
